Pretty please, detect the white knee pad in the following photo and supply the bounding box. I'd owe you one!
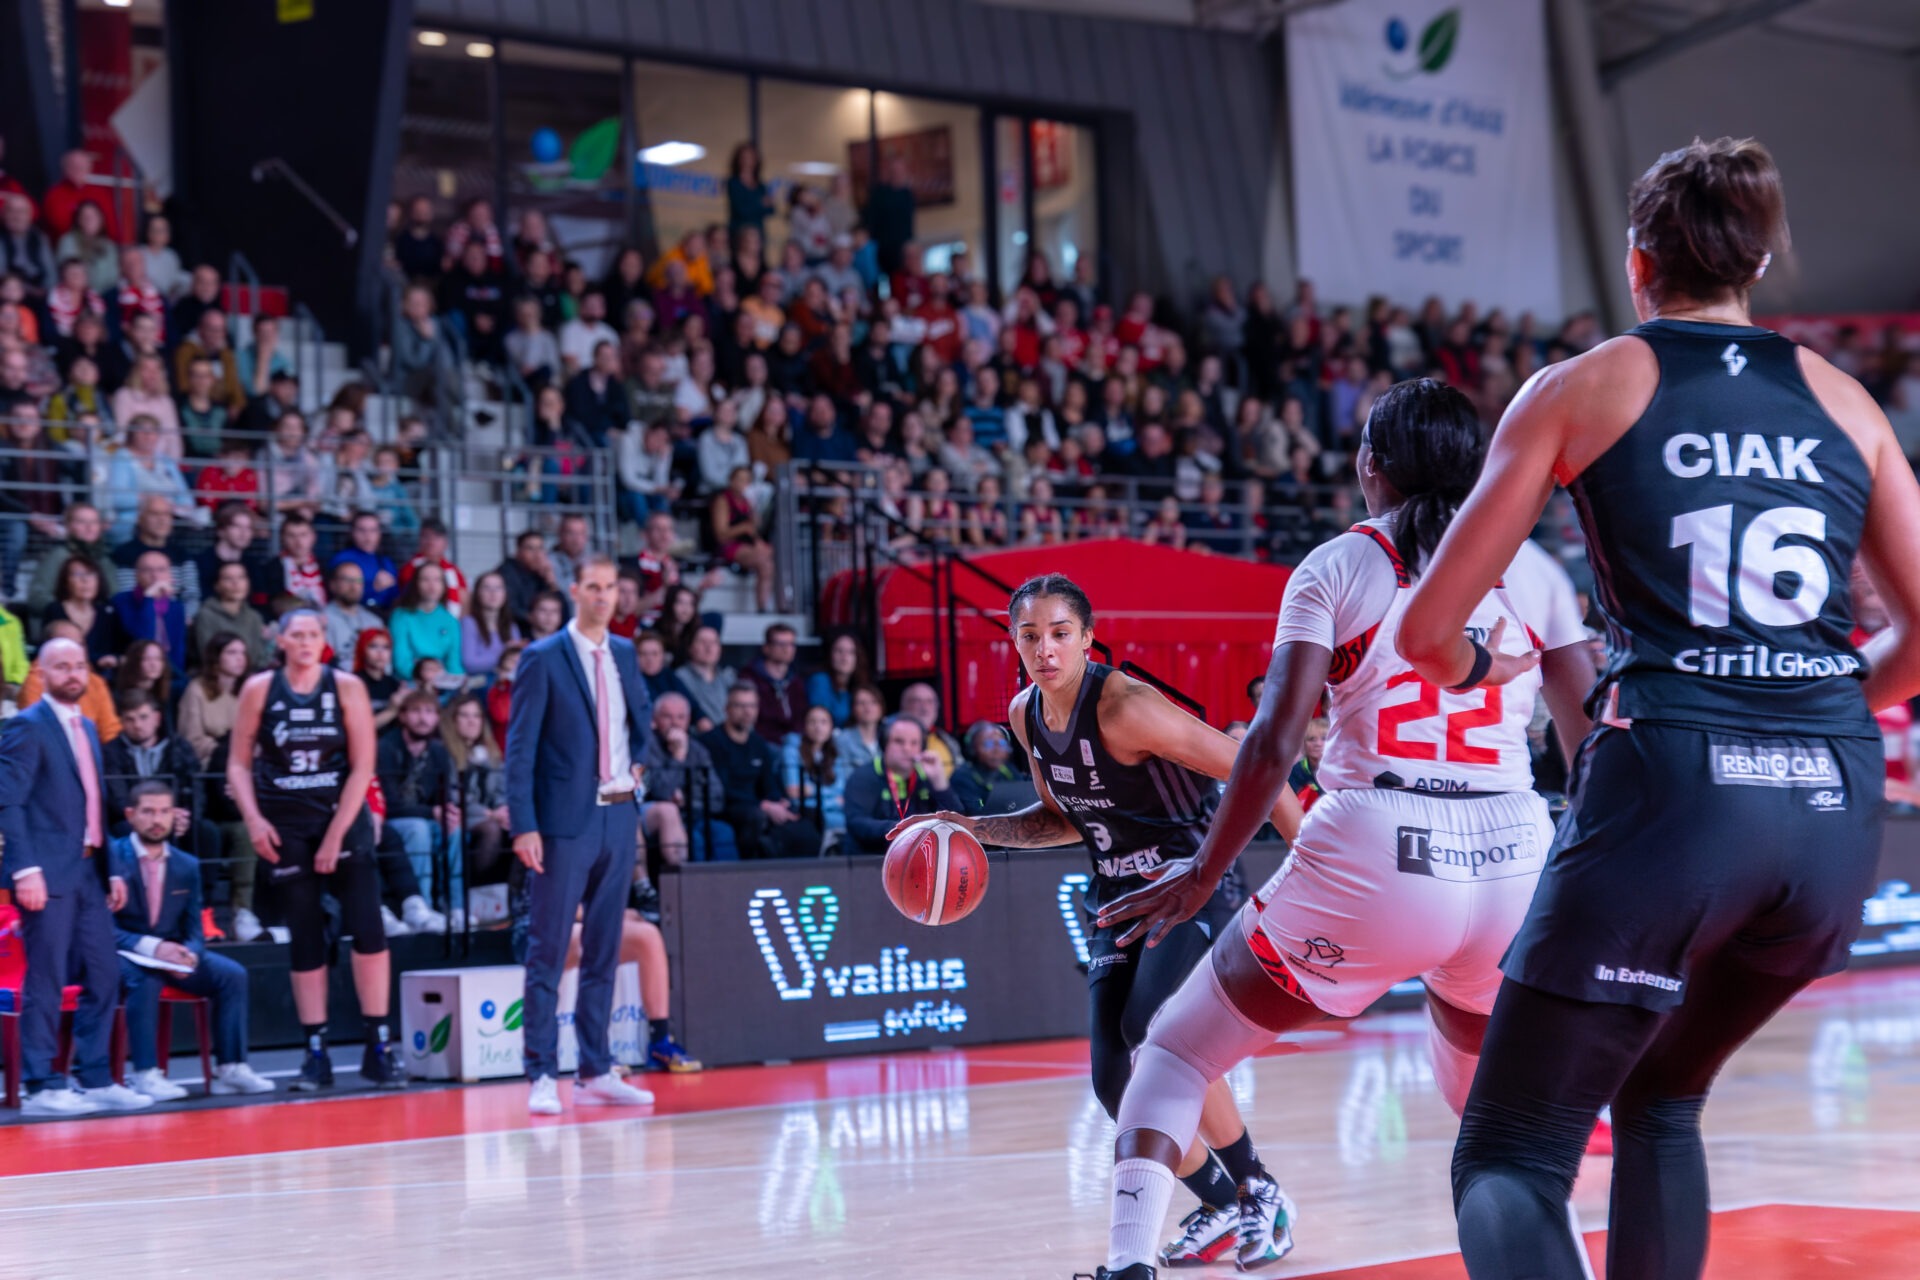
[1144,954,1278,1082]
[1427,1011,1478,1118]
[1117,959,1278,1150]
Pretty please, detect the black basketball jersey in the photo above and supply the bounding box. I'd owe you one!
[1570,319,1875,737]
[1026,663,1222,912]
[253,667,356,834]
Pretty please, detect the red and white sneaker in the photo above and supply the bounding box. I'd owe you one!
[1159,1201,1240,1268]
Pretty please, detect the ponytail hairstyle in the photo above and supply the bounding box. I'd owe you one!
[1628,136,1787,309]
[1362,378,1487,575]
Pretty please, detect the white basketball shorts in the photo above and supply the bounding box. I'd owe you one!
[1246,787,1554,1019]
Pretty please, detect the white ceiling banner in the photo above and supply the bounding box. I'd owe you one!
[1287,0,1563,319]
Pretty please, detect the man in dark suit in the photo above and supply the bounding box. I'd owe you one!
[110,781,274,1101]
[109,548,189,675]
[507,554,656,1116]
[0,638,152,1115]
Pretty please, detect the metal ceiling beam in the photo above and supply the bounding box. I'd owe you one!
[1600,0,1814,87]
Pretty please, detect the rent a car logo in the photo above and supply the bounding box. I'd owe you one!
[749,886,967,1045]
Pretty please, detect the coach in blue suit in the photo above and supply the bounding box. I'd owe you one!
[109,781,273,1099]
[0,638,148,1116]
[507,553,655,1115]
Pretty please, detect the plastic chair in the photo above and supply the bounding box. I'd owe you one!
[0,904,129,1107]
[156,988,214,1095]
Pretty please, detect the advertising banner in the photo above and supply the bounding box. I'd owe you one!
[1287,0,1562,317]
[667,845,1292,1068]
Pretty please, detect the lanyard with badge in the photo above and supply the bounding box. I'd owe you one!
[882,759,920,822]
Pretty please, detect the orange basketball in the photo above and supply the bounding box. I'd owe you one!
[883,820,989,926]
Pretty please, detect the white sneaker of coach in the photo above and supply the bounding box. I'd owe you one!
[82,1082,156,1111]
[127,1068,189,1102]
[528,1075,562,1115]
[21,1087,102,1117]
[574,1074,655,1107]
[380,904,413,937]
[231,907,265,943]
[402,895,447,935]
[211,1062,276,1095]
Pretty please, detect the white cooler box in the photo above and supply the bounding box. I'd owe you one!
[402,963,647,1081]
[401,966,528,1082]
[556,961,647,1075]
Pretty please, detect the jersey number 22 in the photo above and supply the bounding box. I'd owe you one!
[1377,671,1502,764]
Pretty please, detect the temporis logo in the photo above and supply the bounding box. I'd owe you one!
[1383,8,1461,79]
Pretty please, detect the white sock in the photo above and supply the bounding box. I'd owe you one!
[1109,1156,1176,1271]
[1428,1019,1478,1117]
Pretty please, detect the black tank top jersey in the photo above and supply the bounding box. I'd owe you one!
[1026,663,1227,913]
[1569,319,1875,737]
[253,667,358,834]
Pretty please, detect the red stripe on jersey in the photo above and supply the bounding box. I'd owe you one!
[1348,523,1411,586]
[1328,623,1379,686]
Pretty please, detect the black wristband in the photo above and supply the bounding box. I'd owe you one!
[1450,640,1493,692]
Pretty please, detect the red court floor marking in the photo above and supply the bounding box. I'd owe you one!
[0,967,1900,1179]
[1317,1206,1920,1278]
[0,1037,1093,1177]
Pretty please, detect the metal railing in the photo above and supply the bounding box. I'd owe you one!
[251,157,360,249]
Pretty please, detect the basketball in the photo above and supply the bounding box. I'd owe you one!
[882,820,989,926]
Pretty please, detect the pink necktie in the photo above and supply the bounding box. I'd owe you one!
[144,856,166,927]
[593,648,613,785]
[70,716,103,848]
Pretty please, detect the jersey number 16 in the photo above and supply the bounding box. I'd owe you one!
[1671,504,1829,628]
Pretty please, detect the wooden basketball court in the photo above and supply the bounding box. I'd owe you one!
[1,968,1915,1278]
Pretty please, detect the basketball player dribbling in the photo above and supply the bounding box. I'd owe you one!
[1399,138,1920,1278]
[1080,379,1593,1280]
[894,574,1306,1269]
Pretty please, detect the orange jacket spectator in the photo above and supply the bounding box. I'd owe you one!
[17,665,123,741]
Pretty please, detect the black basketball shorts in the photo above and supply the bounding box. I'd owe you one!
[1502,722,1884,1012]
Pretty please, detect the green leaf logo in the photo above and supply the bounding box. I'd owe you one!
[1418,8,1460,74]
[796,885,839,961]
[503,998,523,1032]
[428,1014,452,1055]
[570,118,621,184]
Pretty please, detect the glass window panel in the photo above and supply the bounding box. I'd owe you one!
[630,59,750,265]
[499,43,626,279]
[397,30,495,230]
[1031,119,1098,284]
[870,92,983,285]
[757,79,871,268]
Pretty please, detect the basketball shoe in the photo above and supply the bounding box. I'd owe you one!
[1234,1174,1297,1269]
[289,1046,333,1091]
[1073,1266,1156,1280]
[1159,1201,1240,1267]
[361,1038,408,1090]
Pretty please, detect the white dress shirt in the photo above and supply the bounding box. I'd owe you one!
[566,620,632,794]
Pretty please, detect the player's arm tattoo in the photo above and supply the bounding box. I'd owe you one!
[972,804,1080,849]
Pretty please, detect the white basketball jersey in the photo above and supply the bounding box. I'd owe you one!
[1286,520,1550,795]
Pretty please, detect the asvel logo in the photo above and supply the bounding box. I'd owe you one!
[1383,8,1460,79]
[1722,343,1749,377]
[748,887,965,1002]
